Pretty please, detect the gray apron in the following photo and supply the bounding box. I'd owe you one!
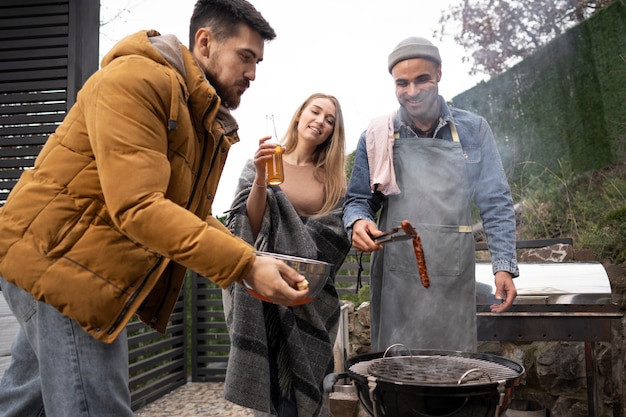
[370,123,477,352]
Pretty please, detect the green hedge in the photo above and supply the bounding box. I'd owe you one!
[451,0,626,183]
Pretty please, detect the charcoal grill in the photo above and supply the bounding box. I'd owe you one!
[364,354,520,385]
[475,261,623,417]
[329,347,524,417]
[329,241,623,416]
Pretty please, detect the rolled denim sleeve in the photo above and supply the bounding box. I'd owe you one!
[343,133,381,242]
[472,119,519,277]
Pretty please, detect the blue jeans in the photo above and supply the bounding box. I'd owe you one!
[0,278,133,417]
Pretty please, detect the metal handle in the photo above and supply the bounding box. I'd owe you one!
[383,343,413,358]
[457,368,492,384]
[367,376,380,417]
[323,372,348,394]
[458,371,507,417]
[493,380,506,417]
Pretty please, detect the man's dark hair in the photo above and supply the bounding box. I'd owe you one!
[189,0,276,50]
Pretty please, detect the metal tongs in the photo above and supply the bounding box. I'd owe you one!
[372,225,416,244]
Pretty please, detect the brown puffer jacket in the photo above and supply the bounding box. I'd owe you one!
[0,30,255,343]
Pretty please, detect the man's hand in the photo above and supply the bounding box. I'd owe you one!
[351,219,383,252]
[490,271,517,313]
[243,255,308,305]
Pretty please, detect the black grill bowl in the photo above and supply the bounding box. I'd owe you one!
[343,349,524,417]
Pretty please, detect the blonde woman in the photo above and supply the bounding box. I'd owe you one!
[223,93,351,417]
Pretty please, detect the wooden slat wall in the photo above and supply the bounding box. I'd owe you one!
[190,275,231,382]
[0,0,98,206]
[0,0,69,204]
[127,297,187,411]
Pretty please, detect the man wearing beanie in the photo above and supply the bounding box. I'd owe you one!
[343,36,518,352]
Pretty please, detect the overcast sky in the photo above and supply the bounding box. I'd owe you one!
[99,0,486,216]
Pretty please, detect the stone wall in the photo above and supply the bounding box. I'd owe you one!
[338,245,626,417]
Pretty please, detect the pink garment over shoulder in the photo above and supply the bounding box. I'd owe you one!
[365,111,401,195]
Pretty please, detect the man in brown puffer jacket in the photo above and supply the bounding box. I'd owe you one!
[0,1,308,416]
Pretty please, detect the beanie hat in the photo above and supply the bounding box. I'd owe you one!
[387,37,441,73]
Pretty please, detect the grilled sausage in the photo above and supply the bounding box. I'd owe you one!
[401,220,430,288]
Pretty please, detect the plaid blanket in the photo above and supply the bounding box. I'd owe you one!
[223,160,351,416]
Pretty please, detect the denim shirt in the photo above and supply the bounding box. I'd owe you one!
[343,97,519,276]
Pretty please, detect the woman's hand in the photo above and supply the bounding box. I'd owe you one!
[252,136,280,184]
[247,136,282,237]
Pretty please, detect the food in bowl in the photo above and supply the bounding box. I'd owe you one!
[245,252,332,306]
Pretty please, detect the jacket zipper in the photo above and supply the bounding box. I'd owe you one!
[186,101,216,210]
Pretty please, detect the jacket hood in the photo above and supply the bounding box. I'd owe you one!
[101,30,238,137]
[149,33,187,78]
[101,29,173,70]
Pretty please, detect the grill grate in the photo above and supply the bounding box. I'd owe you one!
[351,355,520,385]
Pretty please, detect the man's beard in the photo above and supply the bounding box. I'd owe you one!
[206,75,245,110]
[202,49,250,110]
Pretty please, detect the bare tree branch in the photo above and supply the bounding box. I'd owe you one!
[436,0,614,76]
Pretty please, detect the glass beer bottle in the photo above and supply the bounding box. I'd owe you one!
[265,114,284,185]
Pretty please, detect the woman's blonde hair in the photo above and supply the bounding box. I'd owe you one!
[281,93,347,215]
